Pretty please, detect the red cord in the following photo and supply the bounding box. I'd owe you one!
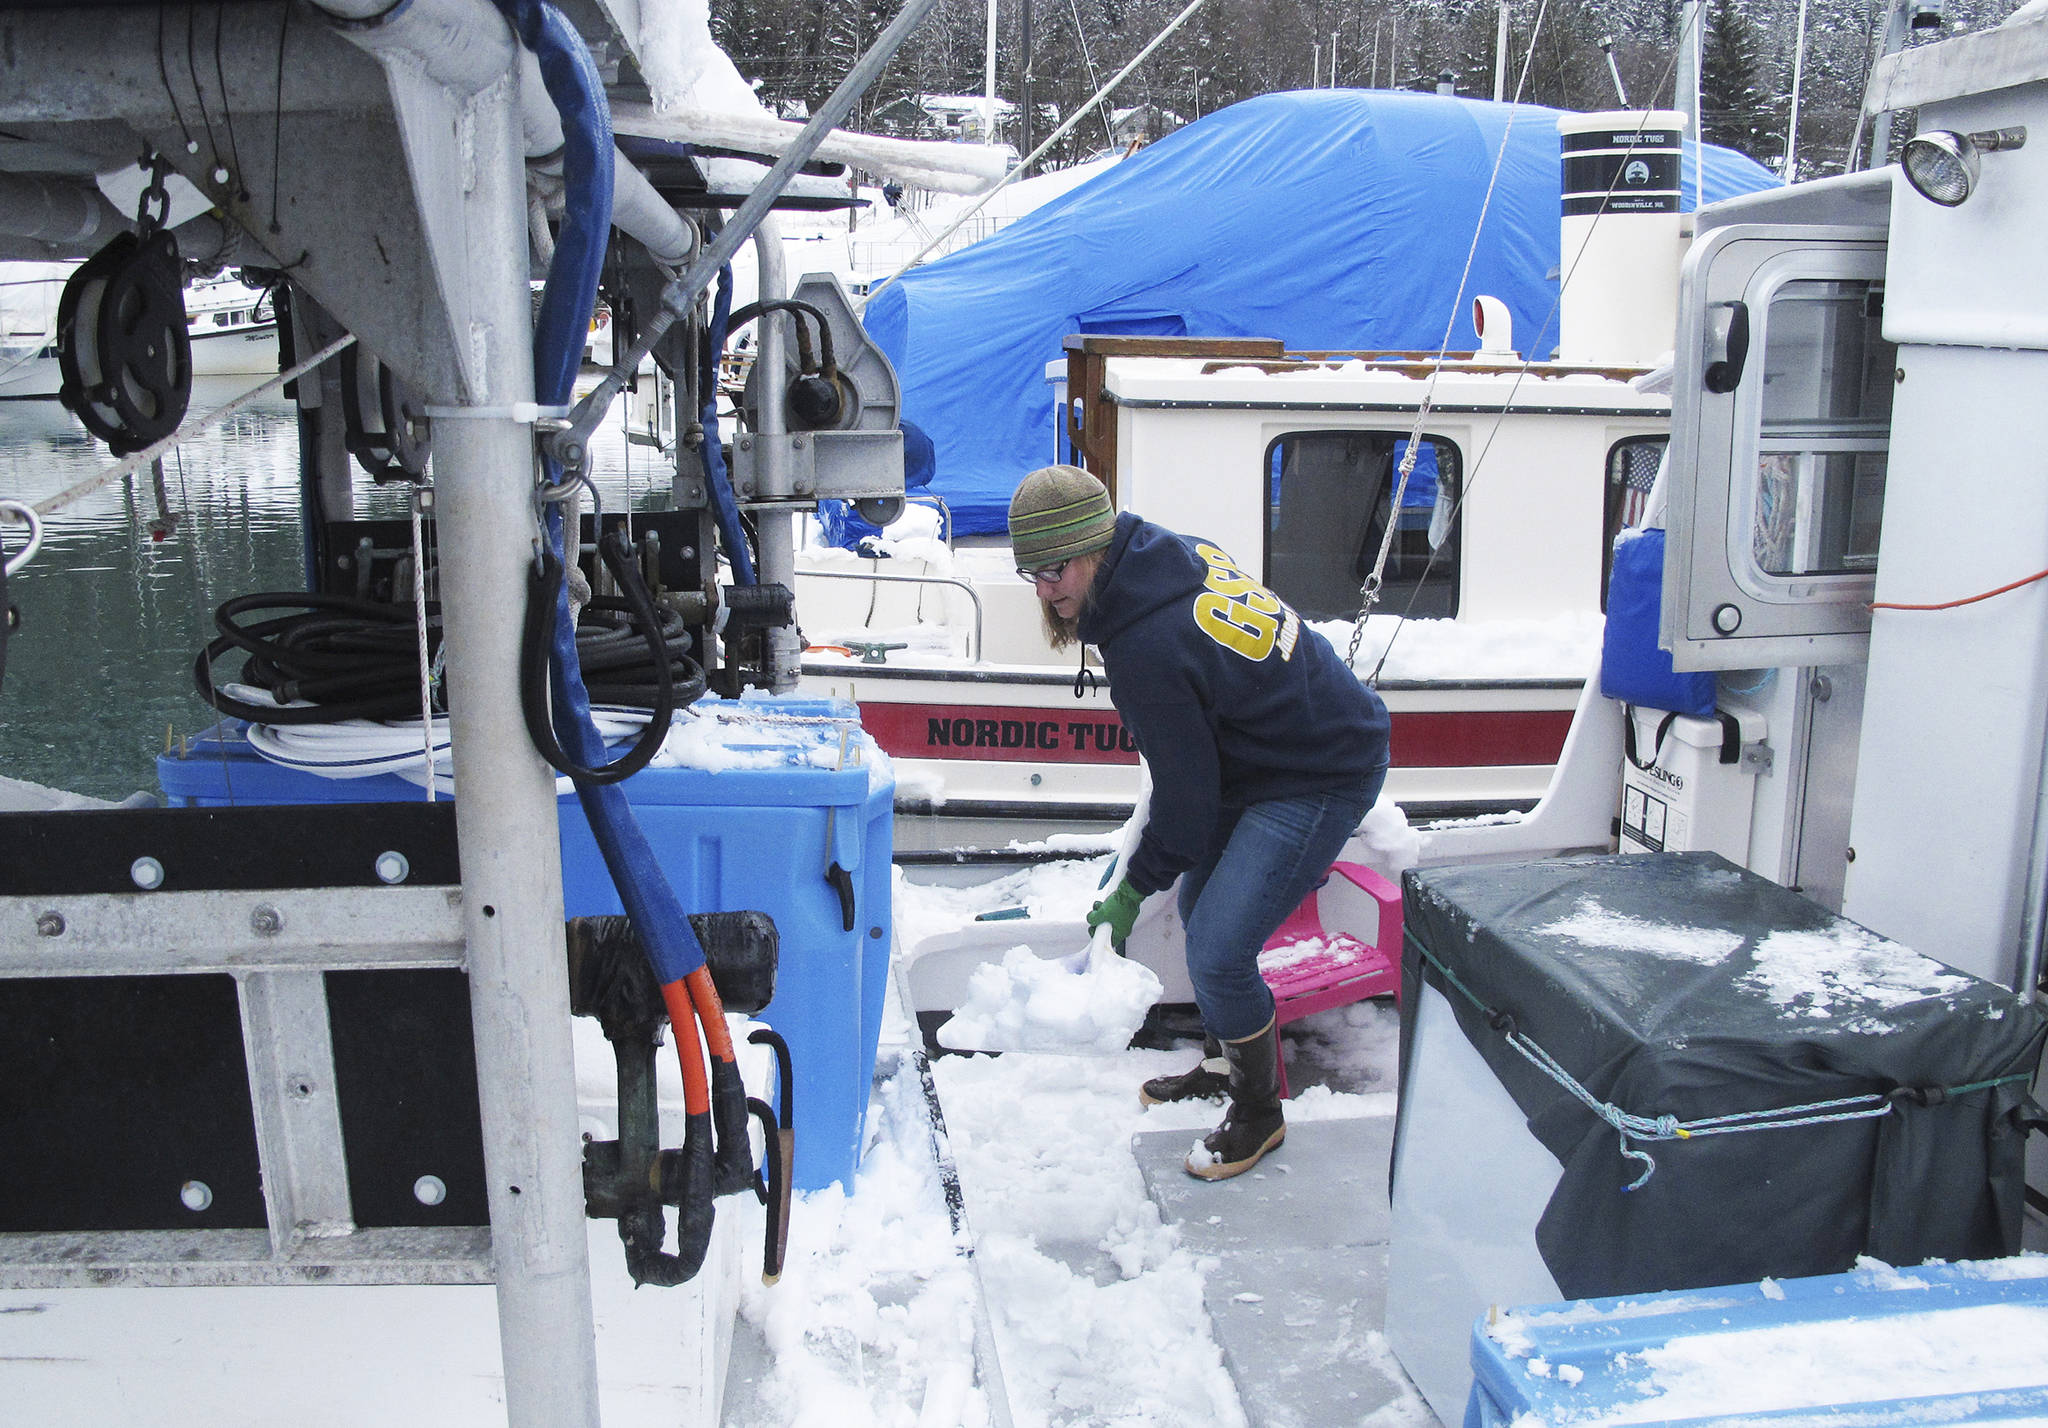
[1870,566,2048,612]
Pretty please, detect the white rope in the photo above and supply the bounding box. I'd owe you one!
[855,0,1215,311]
[409,489,437,803]
[28,333,355,519]
[229,684,651,796]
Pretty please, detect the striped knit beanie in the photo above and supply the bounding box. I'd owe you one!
[1008,465,1115,567]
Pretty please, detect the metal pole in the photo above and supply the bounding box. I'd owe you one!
[1494,0,1508,102]
[1784,0,1809,179]
[1600,37,1630,107]
[1675,0,1703,199]
[1864,0,1915,168]
[430,64,601,1428]
[751,217,803,692]
[1019,0,1036,173]
[985,0,1000,142]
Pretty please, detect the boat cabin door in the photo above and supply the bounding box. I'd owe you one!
[1660,226,1893,912]
[1662,226,1892,670]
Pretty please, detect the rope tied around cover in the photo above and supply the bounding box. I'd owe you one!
[1405,930,2033,1192]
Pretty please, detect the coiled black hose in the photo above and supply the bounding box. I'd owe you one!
[194,547,705,731]
[522,527,706,785]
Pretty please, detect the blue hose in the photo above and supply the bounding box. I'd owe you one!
[496,0,705,985]
[700,267,756,586]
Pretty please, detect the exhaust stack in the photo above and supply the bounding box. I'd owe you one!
[1556,110,1688,367]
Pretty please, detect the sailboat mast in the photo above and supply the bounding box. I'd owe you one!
[1494,0,1509,102]
[985,0,999,143]
[1785,0,1809,178]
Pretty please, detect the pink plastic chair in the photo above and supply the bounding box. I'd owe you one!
[1257,861,1403,1097]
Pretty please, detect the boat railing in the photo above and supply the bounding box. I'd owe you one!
[798,567,984,661]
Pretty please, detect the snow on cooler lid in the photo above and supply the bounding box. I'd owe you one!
[640,693,893,800]
[1478,1257,2048,1427]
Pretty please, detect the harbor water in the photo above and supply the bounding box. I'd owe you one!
[0,375,669,803]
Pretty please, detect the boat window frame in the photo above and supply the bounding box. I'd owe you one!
[1260,427,1465,622]
[1602,434,1669,609]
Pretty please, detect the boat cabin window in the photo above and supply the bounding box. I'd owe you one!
[1264,431,1462,621]
[1748,279,1891,580]
[1602,436,1668,606]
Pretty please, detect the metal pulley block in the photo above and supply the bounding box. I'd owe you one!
[54,228,193,455]
[340,345,432,483]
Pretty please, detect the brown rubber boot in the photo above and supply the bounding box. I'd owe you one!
[1185,1017,1285,1180]
[1139,1034,1229,1106]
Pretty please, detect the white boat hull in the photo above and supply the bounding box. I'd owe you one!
[187,322,280,377]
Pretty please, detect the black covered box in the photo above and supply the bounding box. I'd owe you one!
[1396,851,2047,1299]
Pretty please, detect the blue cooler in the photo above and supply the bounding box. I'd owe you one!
[160,694,894,1191]
[1468,1259,2048,1426]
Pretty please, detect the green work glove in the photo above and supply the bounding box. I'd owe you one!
[1086,877,1145,949]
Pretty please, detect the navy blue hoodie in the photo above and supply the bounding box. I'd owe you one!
[1078,513,1391,895]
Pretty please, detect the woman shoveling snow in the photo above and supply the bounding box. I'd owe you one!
[1006,466,1392,1180]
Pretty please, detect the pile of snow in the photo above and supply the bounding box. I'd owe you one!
[1316,610,1605,681]
[1742,922,1973,1018]
[934,940,1163,1054]
[722,857,1404,1424]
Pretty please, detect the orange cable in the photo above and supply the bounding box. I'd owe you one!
[660,980,710,1115]
[1870,566,2048,612]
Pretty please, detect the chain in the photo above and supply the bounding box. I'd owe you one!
[135,152,172,240]
[1345,441,1423,670]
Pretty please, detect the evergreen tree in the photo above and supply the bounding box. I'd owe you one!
[1700,0,1780,161]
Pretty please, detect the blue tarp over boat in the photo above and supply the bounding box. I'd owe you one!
[858,90,1780,537]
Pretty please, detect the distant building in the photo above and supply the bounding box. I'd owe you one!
[872,94,1016,144]
[1109,104,1183,146]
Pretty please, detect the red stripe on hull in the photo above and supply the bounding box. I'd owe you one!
[857,702,1573,768]
[1388,709,1574,767]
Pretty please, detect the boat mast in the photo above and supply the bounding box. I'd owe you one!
[1494,0,1510,102]
[985,0,999,143]
[1674,0,1705,203]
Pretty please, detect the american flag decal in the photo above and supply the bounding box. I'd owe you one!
[1611,440,1664,530]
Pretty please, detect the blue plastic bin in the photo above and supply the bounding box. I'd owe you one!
[160,694,894,1191]
[1467,1259,2048,1427]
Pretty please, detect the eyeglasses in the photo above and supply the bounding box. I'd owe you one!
[1016,560,1070,585]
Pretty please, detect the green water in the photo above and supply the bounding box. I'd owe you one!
[0,378,665,802]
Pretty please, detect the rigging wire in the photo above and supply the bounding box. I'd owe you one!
[855,0,1216,312]
[211,4,249,199]
[1064,0,1119,152]
[1349,9,1704,687]
[185,5,221,169]
[1346,0,1555,674]
[271,0,290,233]
[155,4,197,158]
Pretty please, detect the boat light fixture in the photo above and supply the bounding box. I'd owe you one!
[1901,126,2027,207]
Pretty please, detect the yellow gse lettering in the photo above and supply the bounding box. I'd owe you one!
[1194,591,1278,659]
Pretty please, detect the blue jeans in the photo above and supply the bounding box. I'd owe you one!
[1175,770,1385,1042]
